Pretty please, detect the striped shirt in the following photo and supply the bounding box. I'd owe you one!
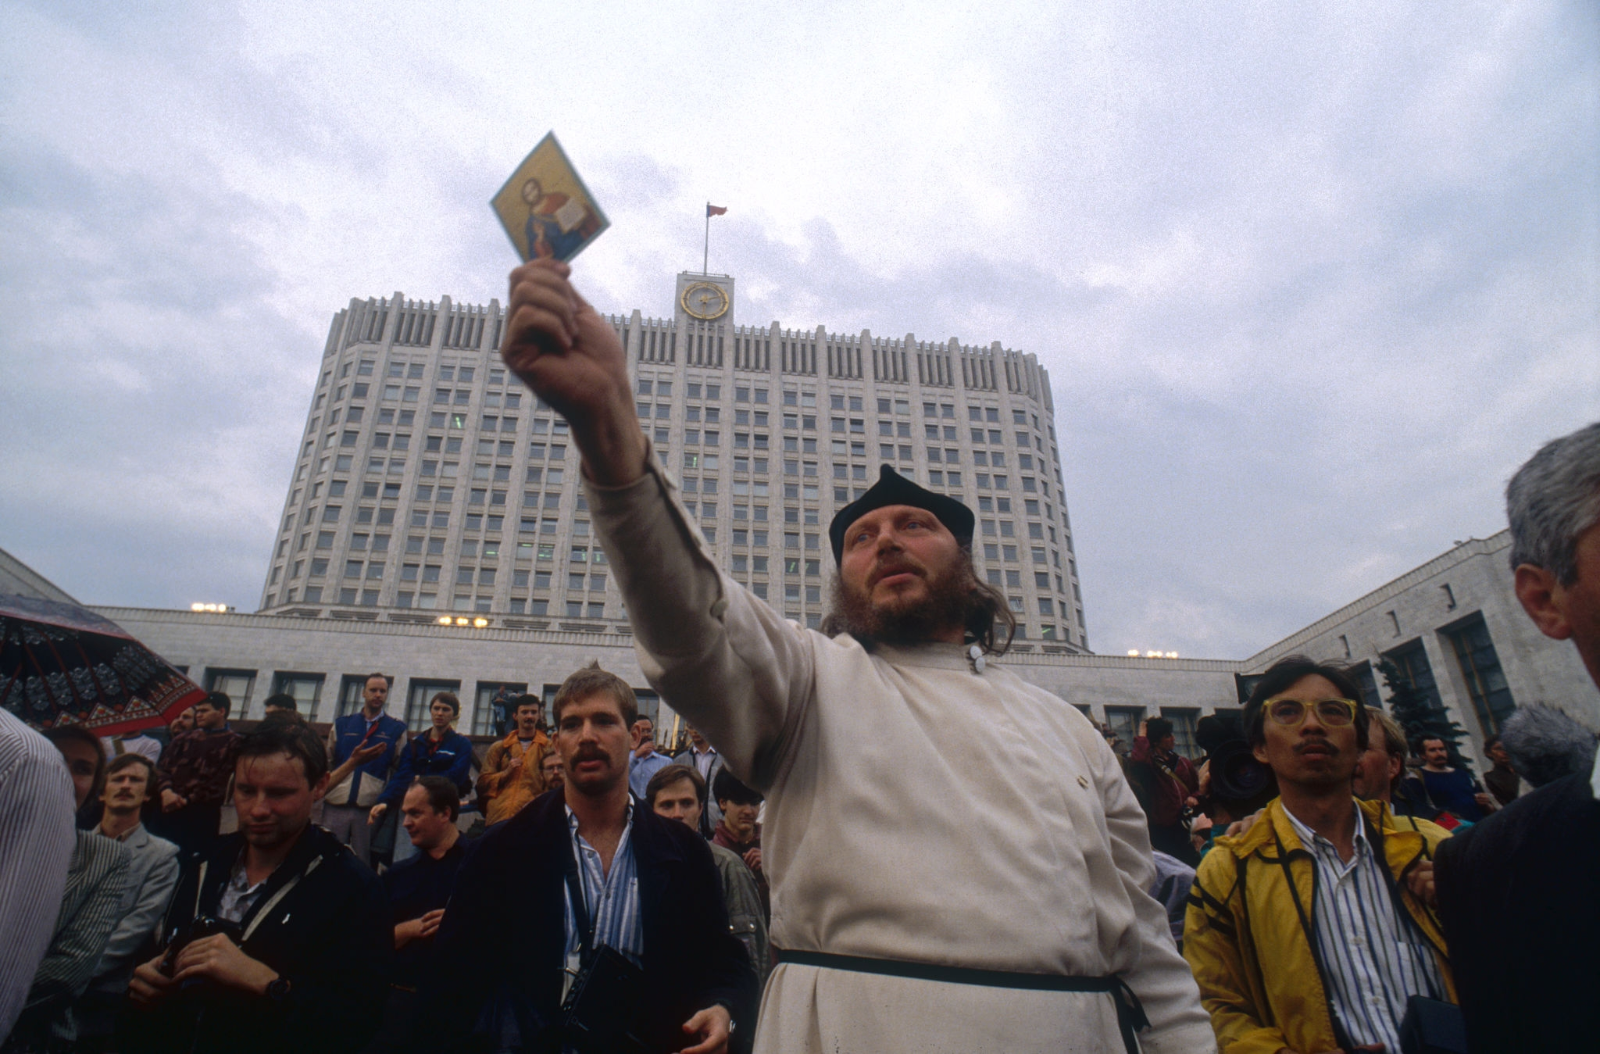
[0,708,77,1042]
[561,802,644,997]
[1283,804,1446,1051]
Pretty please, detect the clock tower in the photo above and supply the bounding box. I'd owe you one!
[674,272,734,327]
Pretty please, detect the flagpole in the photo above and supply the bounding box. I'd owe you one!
[703,203,710,274]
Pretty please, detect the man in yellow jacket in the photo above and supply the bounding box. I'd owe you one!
[475,694,550,825]
[1185,657,1455,1054]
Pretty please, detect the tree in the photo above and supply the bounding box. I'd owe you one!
[1378,658,1469,767]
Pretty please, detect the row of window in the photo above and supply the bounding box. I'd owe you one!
[636,374,1047,429]
[270,572,1081,649]
[300,403,1061,491]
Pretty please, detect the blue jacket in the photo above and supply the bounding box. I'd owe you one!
[375,729,475,808]
[326,712,408,808]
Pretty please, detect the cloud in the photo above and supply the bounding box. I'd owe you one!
[0,0,1595,661]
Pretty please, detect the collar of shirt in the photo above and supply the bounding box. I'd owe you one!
[216,853,271,925]
[97,822,143,843]
[564,799,636,856]
[1281,800,1370,870]
[561,801,644,991]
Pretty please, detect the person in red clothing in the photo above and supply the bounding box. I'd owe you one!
[153,692,242,859]
[711,767,768,918]
[1130,716,1200,865]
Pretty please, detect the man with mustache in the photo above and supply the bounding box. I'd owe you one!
[1184,656,1455,1053]
[76,754,181,1048]
[477,693,550,826]
[420,664,757,1054]
[493,257,1213,1054]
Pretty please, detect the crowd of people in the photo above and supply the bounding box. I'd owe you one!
[1,254,1595,1054]
[0,664,778,1054]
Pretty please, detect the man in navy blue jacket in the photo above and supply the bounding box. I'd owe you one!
[420,665,757,1054]
[366,691,474,862]
[322,672,407,865]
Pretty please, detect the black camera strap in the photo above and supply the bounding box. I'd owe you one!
[561,837,598,967]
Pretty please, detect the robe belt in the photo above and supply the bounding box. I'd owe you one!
[774,948,1151,1054]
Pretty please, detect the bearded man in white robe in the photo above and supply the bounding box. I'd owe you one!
[500,258,1216,1054]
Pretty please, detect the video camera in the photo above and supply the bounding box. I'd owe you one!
[1194,711,1276,821]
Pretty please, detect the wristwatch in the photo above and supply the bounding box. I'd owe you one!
[265,977,291,1004]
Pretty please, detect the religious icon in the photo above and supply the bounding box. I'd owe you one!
[491,132,610,262]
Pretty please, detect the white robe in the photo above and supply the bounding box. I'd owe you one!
[589,453,1216,1054]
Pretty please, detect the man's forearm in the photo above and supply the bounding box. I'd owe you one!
[573,399,649,488]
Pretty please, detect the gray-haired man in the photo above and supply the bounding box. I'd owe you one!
[1436,421,1600,1053]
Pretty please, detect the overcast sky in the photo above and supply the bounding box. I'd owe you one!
[2,0,1596,660]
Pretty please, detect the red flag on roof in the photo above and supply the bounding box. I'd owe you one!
[706,204,728,217]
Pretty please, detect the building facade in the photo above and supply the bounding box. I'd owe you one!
[1240,530,1598,769]
[257,273,1090,657]
[101,528,1594,764]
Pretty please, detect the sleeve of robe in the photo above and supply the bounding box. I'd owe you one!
[587,447,814,786]
[1086,721,1221,1051]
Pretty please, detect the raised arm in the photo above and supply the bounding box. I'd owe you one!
[501,258,646,487]
[500,262,815,784]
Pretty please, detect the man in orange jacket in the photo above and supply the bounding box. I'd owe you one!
[475,694,549,825]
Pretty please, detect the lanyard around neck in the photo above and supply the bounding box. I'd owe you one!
[562,835,598,965]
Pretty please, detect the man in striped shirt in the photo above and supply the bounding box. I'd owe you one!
[421,665,756,1054]
[1185,657,1454,1053]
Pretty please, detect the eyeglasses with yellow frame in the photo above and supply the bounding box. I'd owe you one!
[1263,698,1359,728]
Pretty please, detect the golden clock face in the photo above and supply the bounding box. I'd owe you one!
[680,282,730,321]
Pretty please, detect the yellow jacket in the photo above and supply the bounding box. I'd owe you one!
[476,729,550,825]
[1183,798,1456,1054]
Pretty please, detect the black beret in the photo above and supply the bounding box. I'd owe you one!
[828,465,976,564]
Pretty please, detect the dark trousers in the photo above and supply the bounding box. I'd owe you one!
[360,988,418,1054]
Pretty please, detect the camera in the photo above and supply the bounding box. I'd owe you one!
[1195,712,1276,820]
[160,915,243,987]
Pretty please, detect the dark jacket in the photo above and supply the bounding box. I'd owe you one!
[1435,768,1600,1053]
[1129,735,1199,828]
[121,824,391,1054]
[673,747,726,835]
[376,728,476,808]
[421,789,758,1053]
[157,727,243,806]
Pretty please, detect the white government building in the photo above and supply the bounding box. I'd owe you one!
[4,273,1596,764]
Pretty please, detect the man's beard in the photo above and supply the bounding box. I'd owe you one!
[827,555,974,646]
